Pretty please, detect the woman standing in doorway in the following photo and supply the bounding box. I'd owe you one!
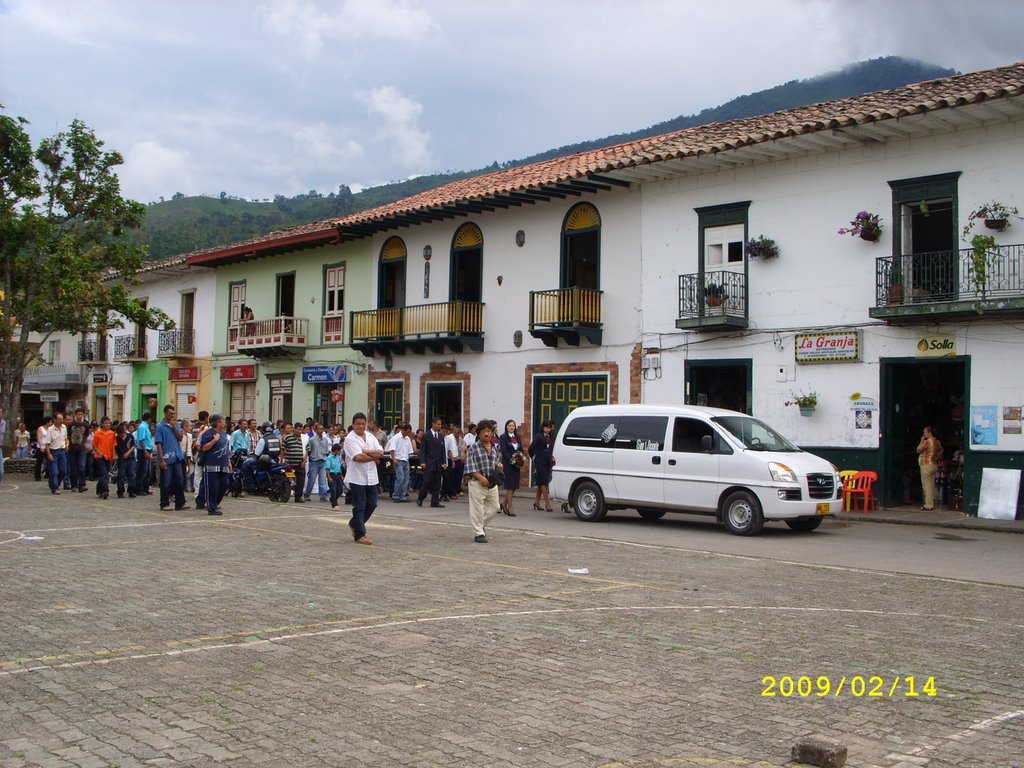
[498,419,524,516]
[916,426,943,511]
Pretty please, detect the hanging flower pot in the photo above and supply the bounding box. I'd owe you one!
[839,211,883,243]
[860,224,881,242]
[984,218,1008,231]
[786,390,818,416]
[798,405,815,417]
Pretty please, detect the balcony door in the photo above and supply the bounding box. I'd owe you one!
[890,172,960,302]
[379,237,407,309]
[277,272,296,318]
[561,203,601,290]
[450,223,483,303]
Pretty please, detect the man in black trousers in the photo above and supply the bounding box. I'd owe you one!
[417,416,448,508]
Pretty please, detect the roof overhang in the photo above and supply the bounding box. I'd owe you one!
[185,228,342,268]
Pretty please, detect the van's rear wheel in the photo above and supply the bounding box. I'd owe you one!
[572,481,607,522]
[638,508,666,521]
[721,490,764,536]
[785,516,823,532]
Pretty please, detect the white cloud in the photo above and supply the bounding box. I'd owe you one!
[293,123,364,165]
[359,85,433,169]
[119,141,195,203]
[258,0,438,56]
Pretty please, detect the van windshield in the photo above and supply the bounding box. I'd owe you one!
[712,415,800,452]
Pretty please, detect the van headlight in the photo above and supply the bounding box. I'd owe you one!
[768,462,798,483]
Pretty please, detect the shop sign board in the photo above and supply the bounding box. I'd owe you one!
[220,364,256,381]
[92,373,109,383]
[40,391,60,402]
[169,366,199,381]
[794,331,861,364]
[301,365,348,383]
[915,335,956,357]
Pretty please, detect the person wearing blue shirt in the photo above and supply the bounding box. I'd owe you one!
[325,443,344,508]
[154,404,189,511]
[133,413,155,496]
[199,414,230,515]
[229,422,250,455]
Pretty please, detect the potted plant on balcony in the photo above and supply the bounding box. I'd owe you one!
[745,235,780,260]
[962,200,1021,236]
[969,234,998,297]
[886,273,905,305]
[704,283,726,307]
[786,390,818,417]
[838,211,882,242]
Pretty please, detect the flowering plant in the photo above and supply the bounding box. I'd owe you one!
[510,450,526,467]
[962,200,1020,237]
[838,211,882,240]
[785,390,818,408]
[745,235,780,260]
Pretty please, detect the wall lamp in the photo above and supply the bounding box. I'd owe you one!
[422,245,432,261]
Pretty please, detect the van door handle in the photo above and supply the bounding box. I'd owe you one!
[651,456,661,465]
[667,459,676,466]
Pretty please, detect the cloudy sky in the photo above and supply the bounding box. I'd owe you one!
[2,0,1022,204]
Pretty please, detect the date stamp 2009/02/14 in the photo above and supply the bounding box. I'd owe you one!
[761,675,937,698]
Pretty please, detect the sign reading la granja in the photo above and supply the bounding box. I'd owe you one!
[794,331,861,364]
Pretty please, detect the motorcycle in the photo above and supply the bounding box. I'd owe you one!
[228,451,294,502]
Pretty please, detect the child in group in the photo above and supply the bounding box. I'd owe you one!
[325,442,345,508]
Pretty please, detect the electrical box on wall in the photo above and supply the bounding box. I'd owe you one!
[641,353,661,371]
[777,365,792,382]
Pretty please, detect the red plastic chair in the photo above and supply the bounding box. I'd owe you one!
[845,470,878,512]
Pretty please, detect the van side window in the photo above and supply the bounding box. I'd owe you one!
[615,416,667,451]
[672,417,716,453]
[563,416,619,447]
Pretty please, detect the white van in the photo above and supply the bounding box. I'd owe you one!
[550,404,841,535]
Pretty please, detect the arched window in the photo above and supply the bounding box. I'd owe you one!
[378,236,407,308]
[561,202,601,290]
[450,223,483,303]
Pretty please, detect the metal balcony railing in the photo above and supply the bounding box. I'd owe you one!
[157,328,196,357]
[113,334,146,361]
[677,270,747,323]
[874,244,1024,307]
[77,338,108,363]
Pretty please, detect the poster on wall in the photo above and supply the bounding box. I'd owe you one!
[855,410,873,429]
[971,405,998,445]
[1003,406,1022,435]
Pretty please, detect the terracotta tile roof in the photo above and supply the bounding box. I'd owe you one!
[188,60,1024,265]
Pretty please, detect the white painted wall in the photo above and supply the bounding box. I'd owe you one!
[638,117,1024,448]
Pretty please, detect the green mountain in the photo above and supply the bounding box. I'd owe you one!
[140,56,956,260]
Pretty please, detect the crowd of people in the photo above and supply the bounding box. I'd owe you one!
[20,406,559,544]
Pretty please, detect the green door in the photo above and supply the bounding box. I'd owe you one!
[375,382,403,431]
[532,375,608,437]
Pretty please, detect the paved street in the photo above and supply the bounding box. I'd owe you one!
[1,479,1022,768]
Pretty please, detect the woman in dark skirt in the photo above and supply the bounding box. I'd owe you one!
[529,419,556,511]
[497,419,523,516]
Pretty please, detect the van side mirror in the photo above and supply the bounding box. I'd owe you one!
[700,434,714,453]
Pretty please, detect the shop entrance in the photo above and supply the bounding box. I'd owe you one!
[880,357,967,507]
[684,359,751,414]
[425,382,462,428]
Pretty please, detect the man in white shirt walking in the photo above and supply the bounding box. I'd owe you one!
[385,423,414,502]
[343,412,384,545]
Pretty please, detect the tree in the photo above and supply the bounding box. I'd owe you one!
[0,107,169,454]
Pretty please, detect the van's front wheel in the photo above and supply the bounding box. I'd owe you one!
[721,490,764,536]
[572,481,607,522]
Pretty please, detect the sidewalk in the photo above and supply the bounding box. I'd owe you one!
[836,504,1024,534]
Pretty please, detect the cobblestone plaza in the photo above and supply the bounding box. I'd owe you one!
[1,487,1021,767]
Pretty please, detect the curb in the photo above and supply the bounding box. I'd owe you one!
[835,513,1024,535]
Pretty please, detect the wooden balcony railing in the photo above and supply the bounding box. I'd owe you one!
[350,302,484,355]
[528,287,603,347]
[235,316,309,356]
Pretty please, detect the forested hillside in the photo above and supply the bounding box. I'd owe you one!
[141,56,955,260]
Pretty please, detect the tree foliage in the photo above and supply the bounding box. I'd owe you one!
[0,107,168,448]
